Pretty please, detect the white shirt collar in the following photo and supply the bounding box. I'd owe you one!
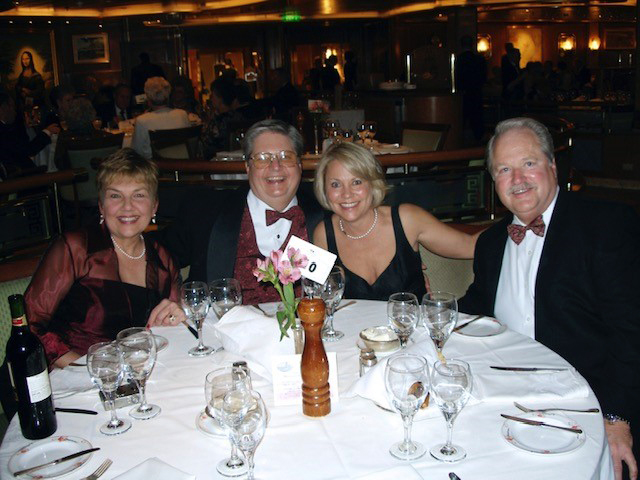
[247,190,298,257]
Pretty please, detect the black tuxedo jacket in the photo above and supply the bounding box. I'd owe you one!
[459,192,640,425]
[96,101,132,125]
[156,183,323,284]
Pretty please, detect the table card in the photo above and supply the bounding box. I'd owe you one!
[271,352,339,406]
[285,235,336,285]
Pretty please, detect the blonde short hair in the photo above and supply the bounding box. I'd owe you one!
[314,142,387,210]
[144,77,171,106]
[96,148,159,201]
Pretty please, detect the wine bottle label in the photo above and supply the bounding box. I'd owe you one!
[12,314,27,327]
[26,369,52,403]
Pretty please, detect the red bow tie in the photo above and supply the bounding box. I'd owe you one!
[507,215,545,245]
[265,206,304,226]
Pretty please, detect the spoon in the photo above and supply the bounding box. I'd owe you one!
[514,401,600,414]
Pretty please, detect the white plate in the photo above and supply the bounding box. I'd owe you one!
[154,334,169,352]
[9,436,94,478]
[454,317,506,337]
[195,409,225,437]
[501,412,585,454]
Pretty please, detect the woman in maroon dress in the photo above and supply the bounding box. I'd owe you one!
[25,149,186,368]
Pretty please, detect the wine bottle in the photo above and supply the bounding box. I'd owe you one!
[6,294,57,439]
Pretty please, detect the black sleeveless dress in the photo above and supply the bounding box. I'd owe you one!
[324,206,427,301]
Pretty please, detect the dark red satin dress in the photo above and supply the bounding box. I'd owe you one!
[25,224,180,366]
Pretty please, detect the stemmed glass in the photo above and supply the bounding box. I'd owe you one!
[221,389,268,480]
[421,291,458,357]
[87,342,132,435]
[206,366,252,477]
[320,266,345,342]
[181,281,214,356]
[116,327,160,420]
[387,292,419,348]
[209,278,243,319]
[430,359,472,462]
[366,121,377,143]
[356,122,367,143]
[384,353,430,460]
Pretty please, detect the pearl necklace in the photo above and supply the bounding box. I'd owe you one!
[339,208,378,240]
[111,234,146,260]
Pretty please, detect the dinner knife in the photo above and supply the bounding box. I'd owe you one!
[500,414,583,434]
[452,315,484,332]
[55,407,98,415]
[13,447,100,477]
[490,366,568,372]
[181,320,198,339]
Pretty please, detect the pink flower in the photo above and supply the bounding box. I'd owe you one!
[270,250,283,267]
[253,257,271,281]
[287,247,309,269]
[277,259,302,285]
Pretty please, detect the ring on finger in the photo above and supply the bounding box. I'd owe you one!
[169,314,176,322]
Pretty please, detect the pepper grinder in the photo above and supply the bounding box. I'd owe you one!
[298,298,331,417]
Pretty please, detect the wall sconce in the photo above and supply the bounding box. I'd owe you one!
[589,36,601,50]
[477,34,492,59]
[558,33,576,54]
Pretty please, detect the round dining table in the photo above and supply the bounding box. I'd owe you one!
[0,300,614,479]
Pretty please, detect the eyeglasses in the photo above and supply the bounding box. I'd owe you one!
[249,150,299,169]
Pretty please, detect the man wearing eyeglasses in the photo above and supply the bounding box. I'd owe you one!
[158,119,322,304]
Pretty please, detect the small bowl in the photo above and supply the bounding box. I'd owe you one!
[359,326,400,354]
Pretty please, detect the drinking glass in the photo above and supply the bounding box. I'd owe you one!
[206,367,252,477]
[321,266,345,342]
[421,291,458,356]
[356,122,367,143]
[116,327,160,420]
[430,359,472,462]
[181,281,214,356]
[301,276,323,299]
[366,121,377,143]
[387,292,419,348]
[92,118,103,130]
[384,353,429,460]
[209,278,243,319]
[87,342,131,435]
[221,389,267,480]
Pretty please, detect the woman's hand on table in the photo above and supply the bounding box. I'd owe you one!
[147,299,187,327]
[605,421,637,480]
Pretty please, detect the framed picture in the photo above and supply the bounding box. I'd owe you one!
[507,26,542,68]
[603,28,635,50]
[72,33,110,64]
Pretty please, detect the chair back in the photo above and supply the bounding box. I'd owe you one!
[402,122,450,152]
[150,125,202,161]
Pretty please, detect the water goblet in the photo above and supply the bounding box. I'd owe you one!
[356,122,368,143]
[321,265,345,342]
[221,389,267,480]
[206,366,252,477]
[430,359,472,462]
[366,121,377,143]
[181,281,214,356]
[209,278,243,320]
[384,353,430,460]
[116,327,160,420]
[301,276,323,299]
[421,291,457,357]
[86,342,132,435]
[387,292,419,348]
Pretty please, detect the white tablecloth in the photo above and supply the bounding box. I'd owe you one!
[0,300,614,479]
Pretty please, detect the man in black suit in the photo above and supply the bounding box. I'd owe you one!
[157,119,322,304]
[95,83,132,127]
[460,117,639,480]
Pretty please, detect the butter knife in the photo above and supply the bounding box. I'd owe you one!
[501,414,582,434]
[453,315,484,332]
[490,366,568,372]
[13,447,100,477]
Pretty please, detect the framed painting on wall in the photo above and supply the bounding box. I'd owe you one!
[603,28,635,50]
[507,26,542,68]
[72,33,110,64]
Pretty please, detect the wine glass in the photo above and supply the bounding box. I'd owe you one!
[209,278,243,320]
[86,342,131,435]
[429,359,472,462]
[421,291,457,357]
[366,121,377,143]
[384,353,430,460]
[321,266,346,342]
[387,292,419,348]
[206,367,252,477]
[221,389,268,480]
[356,122,367,143]
[181,281,214,356]
[301,276,323,299]
[116,327,160,420]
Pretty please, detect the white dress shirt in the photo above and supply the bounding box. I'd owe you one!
[247,190,298,257]
[494,187,559,339]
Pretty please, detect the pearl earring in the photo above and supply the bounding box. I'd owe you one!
[99,214,104,225]
[152,214,157,224]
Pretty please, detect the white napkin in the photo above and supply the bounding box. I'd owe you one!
[354,465,424,479]
[113,458,195,480]
[212,306,298,381]
[50,364,95,399]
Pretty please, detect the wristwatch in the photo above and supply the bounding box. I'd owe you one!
[604,413,631,427]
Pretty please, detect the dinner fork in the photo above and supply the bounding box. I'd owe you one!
[514,401,600,414]
[81,459,112,480]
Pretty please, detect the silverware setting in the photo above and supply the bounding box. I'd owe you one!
[81,459,113,480]
[490,366,569,372]
[514,401,600,414]
[55,407,98,415]
[453,314,484,332]
[68,362,87,367]
[500,414,583,434]
[335,300,357,312]
[181,320,199,339]
[13,447,100,477]
[449,473,462,480]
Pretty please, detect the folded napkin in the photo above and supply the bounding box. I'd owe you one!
[212,305,298,381]
[50,364,95,399]
[114,458,195,480]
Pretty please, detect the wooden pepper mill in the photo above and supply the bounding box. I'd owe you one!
[298,298,331,417]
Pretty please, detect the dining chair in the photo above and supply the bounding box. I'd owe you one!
[149,125,203,161]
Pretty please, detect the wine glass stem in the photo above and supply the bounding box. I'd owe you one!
[228,444,243,467]
[244,450,256,480]
[445,416,455,449]
[106,390,119,426]
[196,316,205,349]
[401,413,415,451]
[136,378,149,410]
[325,309,336,334]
